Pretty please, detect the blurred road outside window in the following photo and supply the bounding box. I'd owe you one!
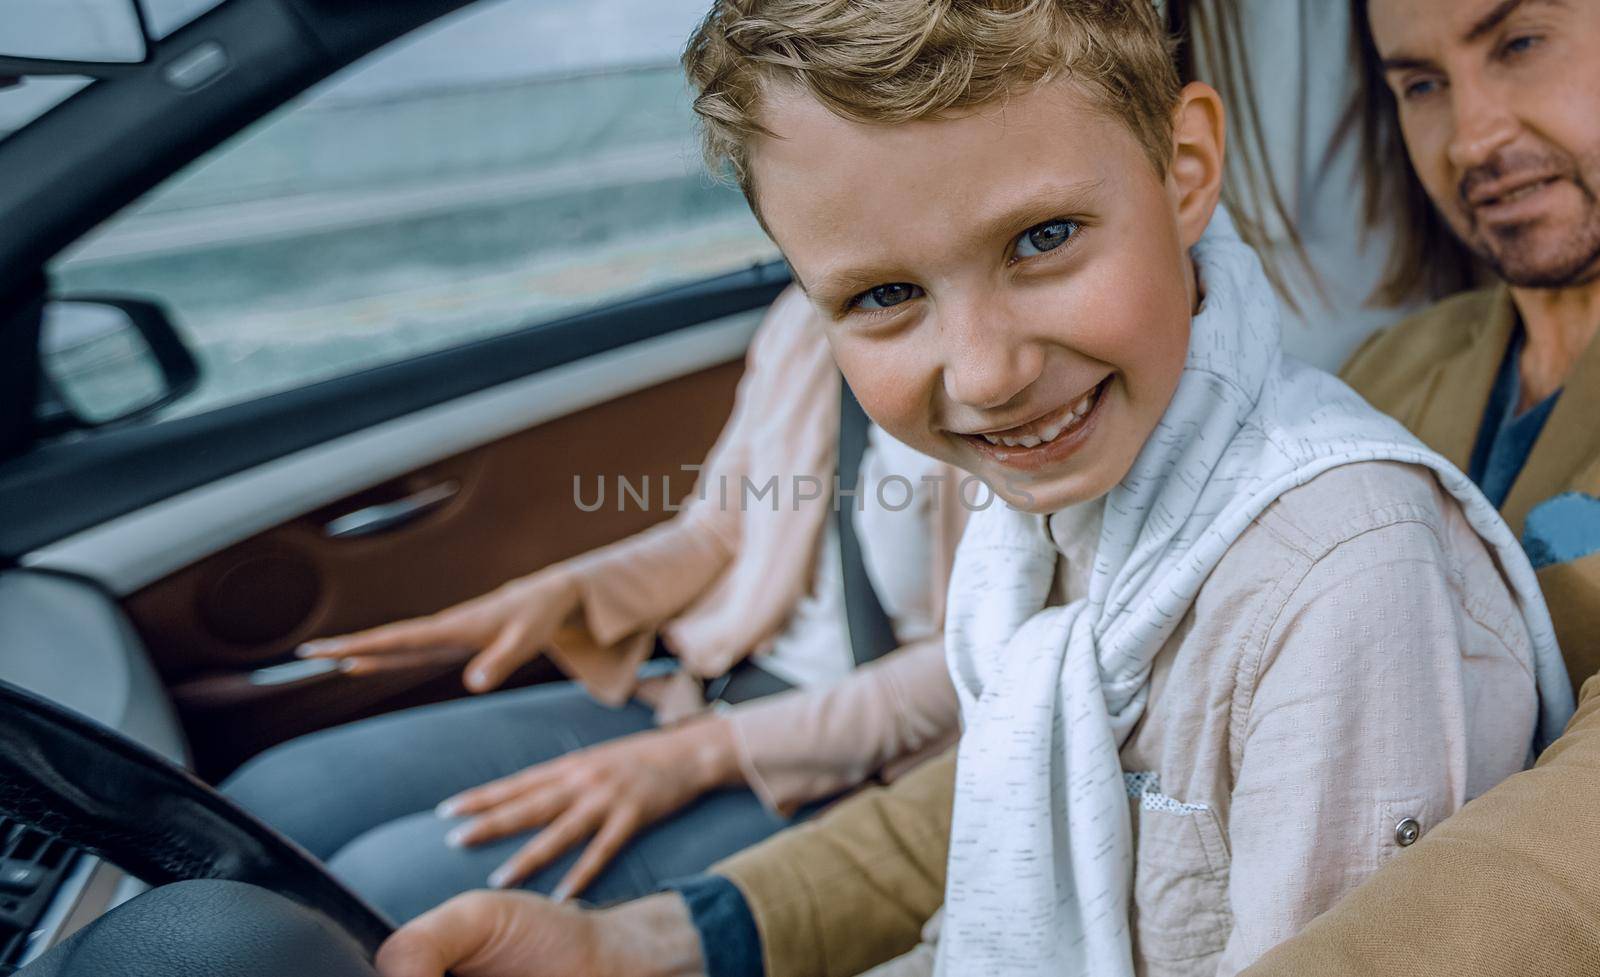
[47,0,781,419]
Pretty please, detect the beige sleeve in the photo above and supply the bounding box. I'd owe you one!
[1243,671,1600,977]
[541,290,799,701]
[713,748,955,977]
[1222,522,1537,974]
[538,512,735,706]
[1332,321,1396,405]
[724,638,959,814]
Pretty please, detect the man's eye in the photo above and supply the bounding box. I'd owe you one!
[1402,77,1442,101]
[1014,219,1080,258]
[1501,34,1541,58]
[852,283,922,311]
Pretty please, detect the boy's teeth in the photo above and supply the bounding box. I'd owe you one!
[978,381,1102,449]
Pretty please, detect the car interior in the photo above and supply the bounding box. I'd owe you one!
[0,0,792,971]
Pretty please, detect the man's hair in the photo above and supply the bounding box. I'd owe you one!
[683,0,1182,196]
[1345,0,1481,306]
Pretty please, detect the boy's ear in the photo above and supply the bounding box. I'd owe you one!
[1166,81,1226,249]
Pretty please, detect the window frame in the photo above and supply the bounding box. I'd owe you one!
[0,0,796,560]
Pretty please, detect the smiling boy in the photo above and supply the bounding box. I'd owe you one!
[692,2,1198,514]
[753,80,1195,513]
[374,4,1572,976]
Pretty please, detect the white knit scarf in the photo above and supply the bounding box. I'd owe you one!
[934,211,1575,976]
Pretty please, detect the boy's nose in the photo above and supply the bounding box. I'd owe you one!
[939,307,1044,411]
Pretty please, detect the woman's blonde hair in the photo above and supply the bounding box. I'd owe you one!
[683,0,1183,197]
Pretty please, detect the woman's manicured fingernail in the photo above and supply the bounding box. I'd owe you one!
[296,640,338,658]
[435,798,463,819]
[445,826,471,848]
[551,883,573,903]
[336,658,360,674]
[467,669,490,690]
[487,868,515,889]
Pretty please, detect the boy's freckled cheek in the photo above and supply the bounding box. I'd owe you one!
[834,341,941,449]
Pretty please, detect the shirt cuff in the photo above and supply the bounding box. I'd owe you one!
[662,874,765,977]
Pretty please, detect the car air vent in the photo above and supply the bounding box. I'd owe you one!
[0,818,79,975]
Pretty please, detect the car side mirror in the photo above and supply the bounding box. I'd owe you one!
[35,296,200,435]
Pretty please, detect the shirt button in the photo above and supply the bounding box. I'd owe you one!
[1394,817,1422,847]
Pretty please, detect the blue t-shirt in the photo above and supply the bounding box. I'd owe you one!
[1467,325,1561,509]
[1464,325,1600,570]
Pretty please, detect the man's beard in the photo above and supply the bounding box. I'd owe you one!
[1454,147,1600,289]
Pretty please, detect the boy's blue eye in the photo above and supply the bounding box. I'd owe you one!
[853,282,922,310]
[1015,219,1080,258]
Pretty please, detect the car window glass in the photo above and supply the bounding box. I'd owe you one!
[139,0,229,39]
[50,0,779,420]
[0,77,94,140]
[3,0,146,62]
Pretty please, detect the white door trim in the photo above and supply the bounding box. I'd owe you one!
[24,312,760,595]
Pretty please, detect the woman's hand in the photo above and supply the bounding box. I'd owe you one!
[375,890,706,977]
[439,717,744,899]
[296,570,580,693]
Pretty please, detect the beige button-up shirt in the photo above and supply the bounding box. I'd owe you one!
[730,457,1541,977]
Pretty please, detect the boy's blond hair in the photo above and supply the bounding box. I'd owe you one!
[682,0,1182,197]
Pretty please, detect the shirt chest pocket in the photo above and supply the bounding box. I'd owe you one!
[1128,773,1233,975]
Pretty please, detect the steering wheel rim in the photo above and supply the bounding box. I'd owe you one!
[0,678,393,956]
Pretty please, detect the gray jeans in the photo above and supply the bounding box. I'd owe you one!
[222,679,797,923]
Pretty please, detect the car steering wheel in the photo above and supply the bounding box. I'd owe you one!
[0,678,393,973]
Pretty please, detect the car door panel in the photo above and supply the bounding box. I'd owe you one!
[115,343,747,779]
[128,351,745,674]
[18,291,768,781]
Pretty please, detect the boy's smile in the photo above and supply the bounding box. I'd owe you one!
[957,375,1111,472]
[749,78,1224,513]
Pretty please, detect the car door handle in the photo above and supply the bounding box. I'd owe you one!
[323,480,459,539]
[247,656,343,686]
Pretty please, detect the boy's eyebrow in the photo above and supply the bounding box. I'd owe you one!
[803,268,886,300]
[805,178,1107,301]
[973,178,1106,247]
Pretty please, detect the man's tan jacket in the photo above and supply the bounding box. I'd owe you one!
[712,286,1600,977]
